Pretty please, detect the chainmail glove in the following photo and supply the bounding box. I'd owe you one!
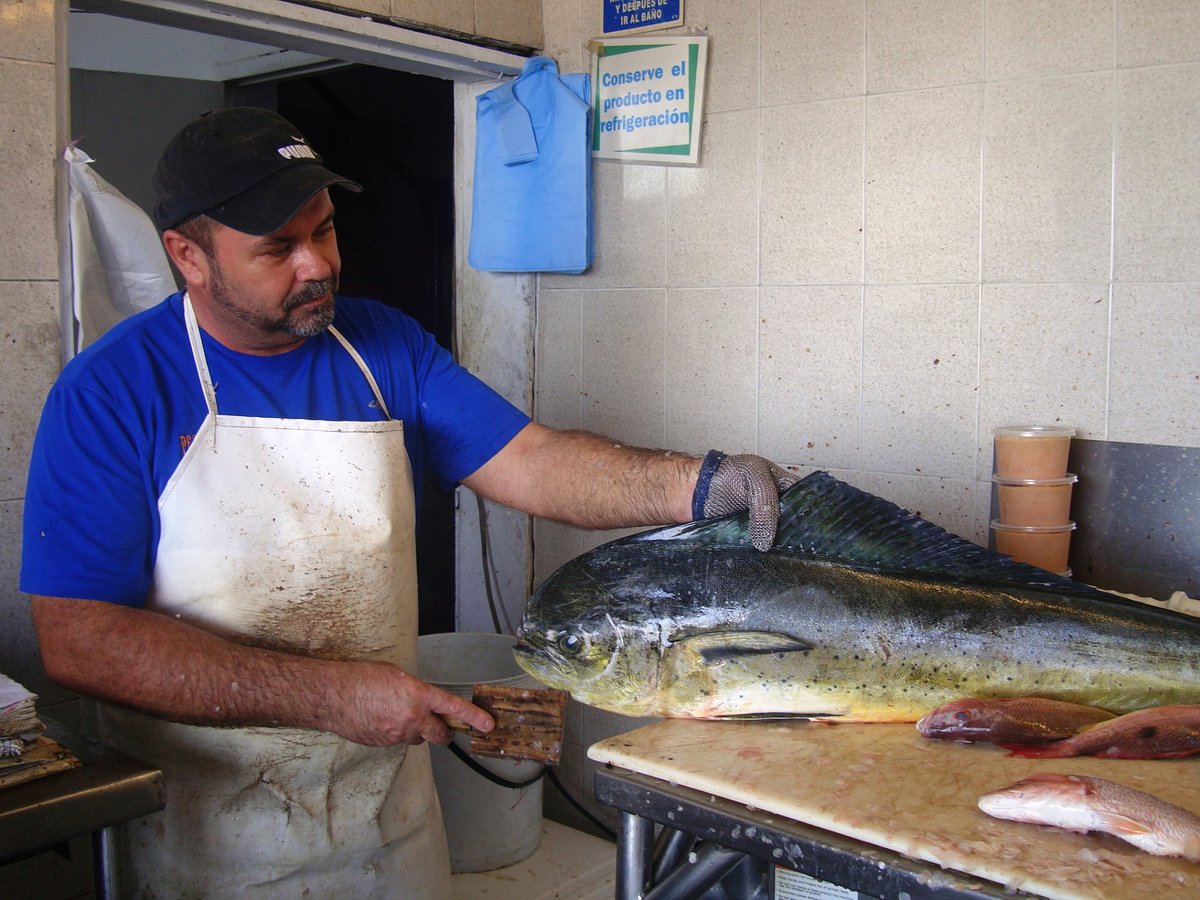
[691,450,799,551]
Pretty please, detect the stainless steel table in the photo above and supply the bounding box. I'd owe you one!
[595,767,1019,900]
[0,721,165,899]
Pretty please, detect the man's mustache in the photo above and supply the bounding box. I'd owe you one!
[285,278,337,311]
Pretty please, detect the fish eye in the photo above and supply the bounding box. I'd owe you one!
[557,631,587,656]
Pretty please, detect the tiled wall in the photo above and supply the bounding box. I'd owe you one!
[0,0,61,698]
[534,0,1200,834]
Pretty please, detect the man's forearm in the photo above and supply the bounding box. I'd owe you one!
[34,594,345,729]
[464,424,702,529]
[30,595,492,746]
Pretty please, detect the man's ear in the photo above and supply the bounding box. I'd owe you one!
[162,230,208,287]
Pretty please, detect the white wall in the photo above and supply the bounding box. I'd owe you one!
[533,0,1200,575]
[531,0,1200,833]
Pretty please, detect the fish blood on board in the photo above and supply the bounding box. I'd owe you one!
[514,472,1200,721]
[978,773,1200,862]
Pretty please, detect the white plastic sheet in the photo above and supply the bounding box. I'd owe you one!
[65,145,175,353]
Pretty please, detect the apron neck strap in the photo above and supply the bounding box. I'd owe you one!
[181,293,393,420]
[183,293,219,416]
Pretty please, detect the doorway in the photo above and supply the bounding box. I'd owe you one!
[70,25,461,633]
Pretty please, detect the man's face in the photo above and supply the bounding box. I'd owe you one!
[194,191,343,354]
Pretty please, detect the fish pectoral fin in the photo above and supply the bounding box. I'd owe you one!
[1090,812,1154,837]
[676,631,813,663]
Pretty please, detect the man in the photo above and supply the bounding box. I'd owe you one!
[21,107,795,897]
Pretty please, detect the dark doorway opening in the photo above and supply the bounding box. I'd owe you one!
[240,66,458,636]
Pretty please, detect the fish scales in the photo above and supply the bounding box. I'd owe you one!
[515,472,1200,721]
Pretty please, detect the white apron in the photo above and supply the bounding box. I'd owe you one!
[89,296,452,898]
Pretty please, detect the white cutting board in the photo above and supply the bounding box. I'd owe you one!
[589,719,1200,900]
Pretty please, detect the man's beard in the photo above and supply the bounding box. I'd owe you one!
[280,279,338,337]
[209,263,338,339]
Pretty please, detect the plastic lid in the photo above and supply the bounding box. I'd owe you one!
[990,519,1076,533]
[992,473,1078,486]
[993,425,1076,438]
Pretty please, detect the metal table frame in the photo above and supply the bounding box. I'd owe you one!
[596,767,1025,900]
[0,722,164,898]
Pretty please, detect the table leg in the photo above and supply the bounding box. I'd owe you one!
[93,826,118,900]
[616,810,653,900]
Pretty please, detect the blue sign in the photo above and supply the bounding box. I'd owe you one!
[603,0,683,35]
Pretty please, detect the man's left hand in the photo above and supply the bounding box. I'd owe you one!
[692,451,799,551]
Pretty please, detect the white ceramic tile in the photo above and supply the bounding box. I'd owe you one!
[866,85,982,284]
[534,289,582,430]
[680,0,760,113]
[759,286,862,471]
[0,500,40,697]
[334,0,389,15]
[543,162,667,290]
[866,0,983,93]
[1115,64,1200,282]
[1118,0,1200,68]
[666,109,759,288]
[1109,282,1200,447]
[986,0,1114,80]
[850,472,985,544]
[474,0,543,47]
[978,284,1110,477]
[664,288,759,455]
[761,97,864,286]
[0,0,54,63]
[983,72,1113,283]
[0,59,57,281]
[541,0,586,75]
[0,280,60,499]
[761,0,864,106]
[544,739,621,836]
[451,820,616,900]
[583,704,655,748]
[581,289,666,448]
[531,520,638,587]
[862,284,980,479]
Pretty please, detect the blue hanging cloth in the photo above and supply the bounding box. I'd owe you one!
[469,56,593,274]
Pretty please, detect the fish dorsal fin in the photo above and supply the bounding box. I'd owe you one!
[631,471,1108,600]
[674,630,812,662]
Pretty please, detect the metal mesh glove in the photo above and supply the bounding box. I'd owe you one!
[691,450,799,551]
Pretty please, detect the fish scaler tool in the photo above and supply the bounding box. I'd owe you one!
[443,684,568,765]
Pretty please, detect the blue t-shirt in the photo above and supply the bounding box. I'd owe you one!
[20,292,530,606]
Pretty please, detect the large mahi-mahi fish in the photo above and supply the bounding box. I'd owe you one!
[513,472,1199,721]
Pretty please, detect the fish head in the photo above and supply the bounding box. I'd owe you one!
[977,773,1092,826]
[514,547,680,717]
[916,698,1005,738]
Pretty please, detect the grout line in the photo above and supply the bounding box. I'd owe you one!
[1105,0,1118,444]
[978,0,988,481]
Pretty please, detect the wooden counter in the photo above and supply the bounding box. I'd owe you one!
[589,719,1200,899]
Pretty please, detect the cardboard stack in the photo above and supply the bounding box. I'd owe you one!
[0,673,78,790]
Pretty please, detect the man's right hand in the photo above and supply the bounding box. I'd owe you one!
[332,660,495,747]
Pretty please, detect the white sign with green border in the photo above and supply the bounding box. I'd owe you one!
[591,36,707,165]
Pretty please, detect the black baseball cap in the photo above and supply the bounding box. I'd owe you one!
[152,107,362,235]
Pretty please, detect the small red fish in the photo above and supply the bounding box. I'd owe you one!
[1002,705,1200,759]
[916,697,1115,743]
[979,773,1200,861]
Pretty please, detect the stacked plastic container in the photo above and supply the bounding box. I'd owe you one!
[990,425,1077,575]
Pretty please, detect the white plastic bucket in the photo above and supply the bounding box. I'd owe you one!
[418,632,544,873]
